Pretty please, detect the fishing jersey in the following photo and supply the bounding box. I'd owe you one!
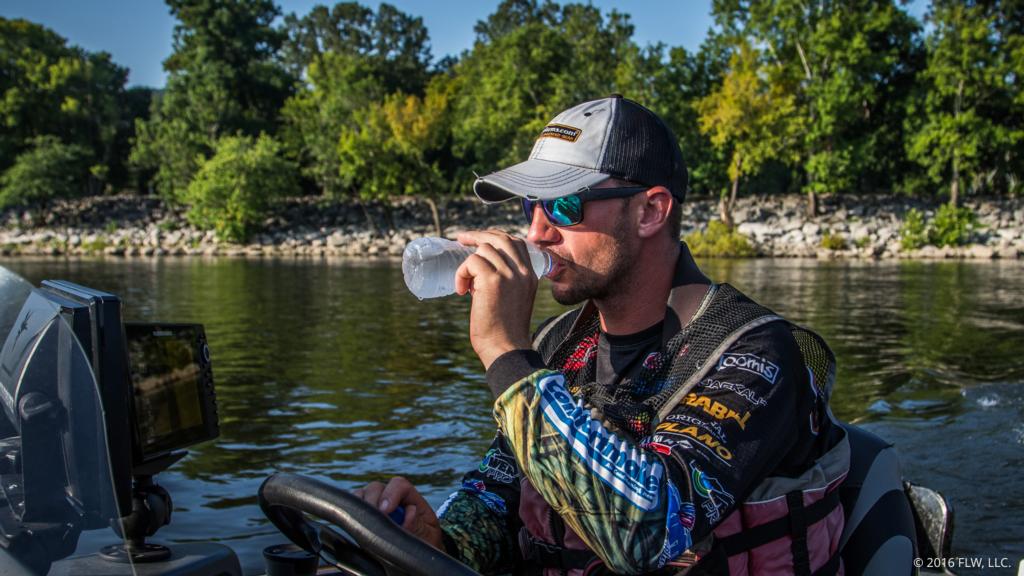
[438,314,826,574]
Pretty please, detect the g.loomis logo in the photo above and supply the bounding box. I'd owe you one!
[717,353,780,385]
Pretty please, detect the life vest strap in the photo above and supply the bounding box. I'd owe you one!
[787,490,811,576]
[716,488,841,558]
[518,526,598,572]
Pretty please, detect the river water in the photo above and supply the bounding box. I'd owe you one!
[2,257,1022,574]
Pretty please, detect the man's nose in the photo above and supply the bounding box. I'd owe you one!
[527,203,561,246]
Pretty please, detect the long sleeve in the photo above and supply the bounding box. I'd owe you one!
[490,321,810,574]
[438,433,522,574]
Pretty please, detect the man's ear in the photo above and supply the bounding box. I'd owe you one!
[636,186,674,239]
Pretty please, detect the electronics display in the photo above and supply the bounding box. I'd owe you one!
[0,275,222,572]
[124,323,218,462]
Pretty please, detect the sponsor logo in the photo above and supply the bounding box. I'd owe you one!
[642,352,662,371]
[679,501,696,529]
[653,422,734,464]
[563,333,598,372]
[717,353,780,385]
[538,123,582,142]
[658,482,695,568]
[700,378,768,407]
[683,393,752,429]
[479,447,517,484]
[460,479,508,515]
[644,441,673,456]
[690,461,734,524]
[539,374,664,510]
[664,413,726,440]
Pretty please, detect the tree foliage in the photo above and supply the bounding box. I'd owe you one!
[281,52,386,197]
[712,0,923,213]
[337,75,453,198]
[4,0,1023,241]
[0,17,130,191]
[0,136,91,209]
[183,134,298,242]
[696,42,802,226]
[449,1,645,188]
[281,2,432,95]
[132,0,293,202]
[906,0,1022,205]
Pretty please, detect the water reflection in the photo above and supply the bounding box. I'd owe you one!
[2,256,1022,573]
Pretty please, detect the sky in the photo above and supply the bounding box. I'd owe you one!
[1,0,721,88]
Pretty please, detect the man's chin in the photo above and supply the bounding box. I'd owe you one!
[550,284,590,306]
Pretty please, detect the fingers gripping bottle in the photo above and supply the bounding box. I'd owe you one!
[402,237,552,299]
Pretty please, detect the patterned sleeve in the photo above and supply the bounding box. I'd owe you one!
[438,433,522,574]
[491,321,810,574]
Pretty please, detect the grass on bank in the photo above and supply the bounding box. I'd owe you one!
[820,230,848,250]
[685,220,757,257]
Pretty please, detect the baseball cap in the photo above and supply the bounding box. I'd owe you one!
[473,94,688,203]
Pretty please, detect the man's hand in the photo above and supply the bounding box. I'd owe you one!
[353,476,444,551]
[453,230,538,371]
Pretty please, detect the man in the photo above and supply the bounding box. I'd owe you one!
[356,95,848,575]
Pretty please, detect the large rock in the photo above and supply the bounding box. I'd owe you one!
[966,245,995,259]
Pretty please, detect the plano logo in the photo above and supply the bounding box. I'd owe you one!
[718,353,780,385]
[539,123,582,142]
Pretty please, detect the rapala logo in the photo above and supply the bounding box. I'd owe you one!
[538,123,582,142]
[683,393,752,429]
[717,353,780,384]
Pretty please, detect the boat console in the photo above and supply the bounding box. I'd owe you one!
[0,269,238,575]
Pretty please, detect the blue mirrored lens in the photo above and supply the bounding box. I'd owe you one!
[522,195,583,227]
[547,195,582,226]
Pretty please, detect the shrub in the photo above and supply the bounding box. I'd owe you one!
[183,134,299,242]
[684,220,756,257]
[898,205,978,251]
[820,231,847,251]
[0,136,91,209]
[899,208,928,251]
[929,203,977,247]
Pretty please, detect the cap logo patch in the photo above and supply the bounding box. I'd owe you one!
[539,123,582,142]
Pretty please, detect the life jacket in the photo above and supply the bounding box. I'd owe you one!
[518,283,849,576]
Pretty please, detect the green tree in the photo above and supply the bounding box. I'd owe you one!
[132,0,293,201]
[696,43,803,227]
[0,136,91,210]
[280,2,432,96]
[281,52,385,198]
[643,33,733,199]
[338,75,454,236]
[906,0,1020,205]
[712,0,922,214]
[183,134,299,242]
[450,1,645,186]
[0,18,128,191]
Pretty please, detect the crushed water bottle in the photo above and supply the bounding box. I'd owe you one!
[402,237,552,299]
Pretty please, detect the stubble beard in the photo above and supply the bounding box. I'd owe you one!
[551,210,638,306]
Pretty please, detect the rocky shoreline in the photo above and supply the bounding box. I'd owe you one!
[1,194,1022,260]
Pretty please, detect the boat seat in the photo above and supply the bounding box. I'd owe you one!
[838,423,918,575]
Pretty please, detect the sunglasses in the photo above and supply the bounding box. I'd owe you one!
[521,186,649,227]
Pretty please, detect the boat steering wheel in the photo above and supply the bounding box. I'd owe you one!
[258,472,478,576]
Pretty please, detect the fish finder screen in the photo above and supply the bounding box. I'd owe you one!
[125,323,215,459]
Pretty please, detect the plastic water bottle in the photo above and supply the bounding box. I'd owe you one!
[402,237,552,299]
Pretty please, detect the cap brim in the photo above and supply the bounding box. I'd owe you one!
[473,158,611,203]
